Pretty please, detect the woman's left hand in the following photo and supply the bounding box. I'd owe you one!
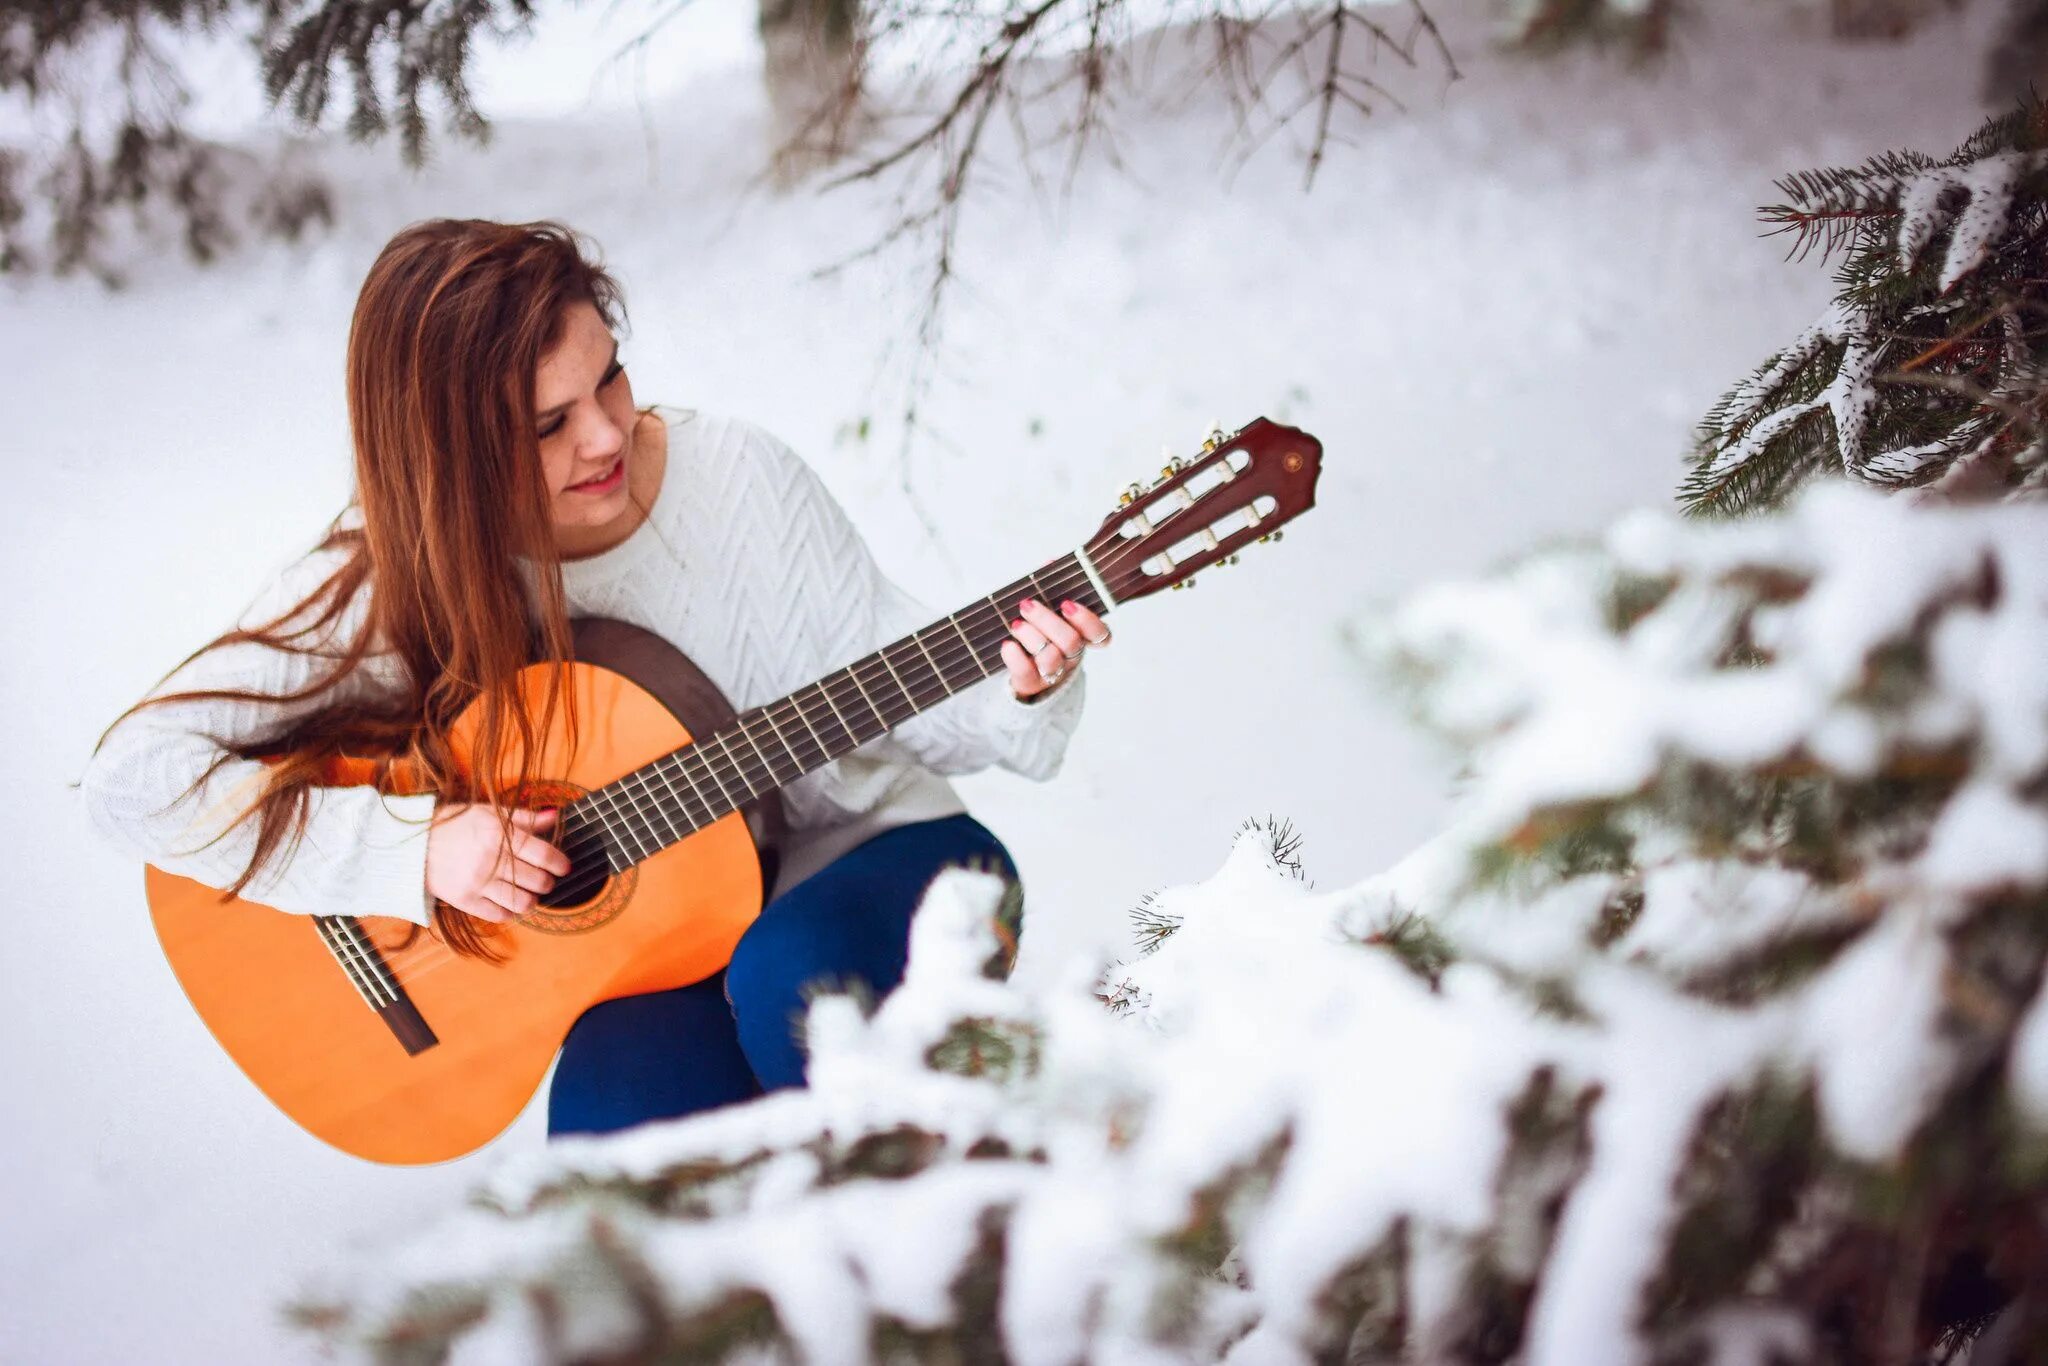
[1001,597,1112,702]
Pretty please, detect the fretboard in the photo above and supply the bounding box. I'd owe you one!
[558,551,1110,875]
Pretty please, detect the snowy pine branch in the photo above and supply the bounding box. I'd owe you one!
[300,487,2048,1363]
[1685,99,2048,516]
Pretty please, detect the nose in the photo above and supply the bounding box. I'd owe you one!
[582,409,627,463]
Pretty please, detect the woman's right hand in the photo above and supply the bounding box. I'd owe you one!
[425,804,572,924]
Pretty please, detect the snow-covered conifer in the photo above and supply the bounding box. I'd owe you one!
[294,485,2048,1363]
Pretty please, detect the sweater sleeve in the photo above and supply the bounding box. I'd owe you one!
[741,422,1087,782]
[77,545,440,926]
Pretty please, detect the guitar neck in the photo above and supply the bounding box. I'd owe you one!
[566,550,1114,869]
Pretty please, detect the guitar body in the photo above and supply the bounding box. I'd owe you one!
[144,619,785,1166]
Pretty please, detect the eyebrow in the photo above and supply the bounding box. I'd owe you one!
[537,340,621,423]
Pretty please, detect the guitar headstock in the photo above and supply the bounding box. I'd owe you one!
[1083,418,1321,607]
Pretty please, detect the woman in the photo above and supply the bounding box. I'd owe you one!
[80,218,1106,1138]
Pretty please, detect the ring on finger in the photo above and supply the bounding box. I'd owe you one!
[1061,645,1083,661]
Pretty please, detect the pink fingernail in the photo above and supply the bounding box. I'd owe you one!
[1012,619,1026,631]
[1060,600,1077,613]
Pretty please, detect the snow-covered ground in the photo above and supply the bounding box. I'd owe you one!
[0,4,1996,1359]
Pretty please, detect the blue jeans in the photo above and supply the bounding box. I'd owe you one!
[546,813,1020,1138]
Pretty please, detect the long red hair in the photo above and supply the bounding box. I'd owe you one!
[99,219,624,959]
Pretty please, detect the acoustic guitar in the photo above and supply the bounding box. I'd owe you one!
[144,418,1323,1163]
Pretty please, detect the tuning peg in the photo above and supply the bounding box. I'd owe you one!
[1257,530,1284,545]
[1225,554,1240,566]
[1118,482,1143,506]
[1201,419,1226,452]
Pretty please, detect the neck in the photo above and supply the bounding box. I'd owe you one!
[541,547,1118,899]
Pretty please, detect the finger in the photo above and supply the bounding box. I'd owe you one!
[1000,639,1046,697]
[511,829,573,876]
[460,894,511,924]
[508,807,558,830]
[1059,599,1112,645]
[1019,597,1084,657]
[502,856,558,895]
[1008,614,1050,654]
[484,880,538,918]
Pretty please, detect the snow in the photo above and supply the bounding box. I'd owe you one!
[0,1,2011,1361]
[1919,780,2048,894]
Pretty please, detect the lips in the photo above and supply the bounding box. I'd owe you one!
[567,456,625,493]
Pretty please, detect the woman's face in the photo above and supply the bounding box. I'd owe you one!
[532,299,639,535]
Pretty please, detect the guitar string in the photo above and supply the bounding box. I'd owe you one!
[528,553,1128,894]
[374,558,1125,988]
[545,558,1107,873]
[534,455,1261,878]
[376,510,1230,985]
[549,536,1170,871]
[372,558,1126,989]
[375,528,1192,987]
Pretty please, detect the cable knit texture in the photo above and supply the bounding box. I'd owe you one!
[79,411,1085,926]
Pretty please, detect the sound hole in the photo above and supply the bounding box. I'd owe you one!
[513,780,636,936]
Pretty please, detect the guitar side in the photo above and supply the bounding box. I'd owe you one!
[144,623,772,1166]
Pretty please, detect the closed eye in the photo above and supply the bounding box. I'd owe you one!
[537,359,626,440]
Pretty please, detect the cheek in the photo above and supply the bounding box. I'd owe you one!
[537,442,574,498]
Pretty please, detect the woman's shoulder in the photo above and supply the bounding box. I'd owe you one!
[656,407,801,465]
[649,408,824,516]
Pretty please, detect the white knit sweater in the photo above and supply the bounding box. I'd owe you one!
[79,411,1085,926]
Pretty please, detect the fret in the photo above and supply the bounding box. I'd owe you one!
[702,734,753,807]
[615,769,683,846]
[756,704,809,776]
[598,774,655,860]
[947,613,977,674]
[647,760,703,835]
[874,644,920,718]
[588,791,651,864]
[676,744,734,817]
[665,750,720,828]
[815,678,860,748]
[781,692,830,763]
[910,628,947,692]
[622,774,679,847]
[842,662,888,732]
[562,805,621,875]
[712,733,761,806]
[731,713,787,788]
